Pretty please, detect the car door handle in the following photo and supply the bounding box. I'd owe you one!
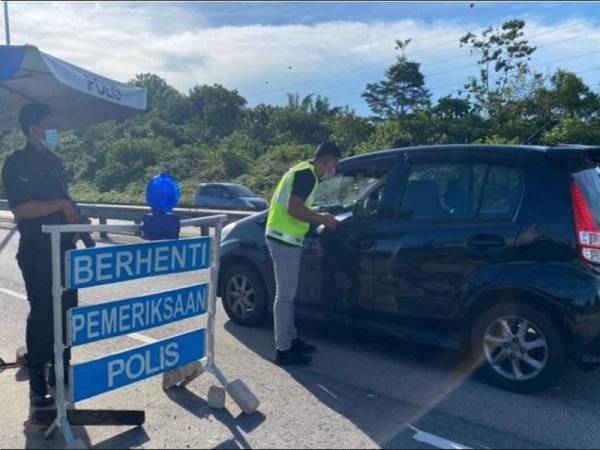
[349,236,375,250]
[466,234,506,251]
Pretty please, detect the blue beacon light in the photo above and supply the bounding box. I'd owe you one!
[142,173,182,240]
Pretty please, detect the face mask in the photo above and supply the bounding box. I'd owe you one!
[322,166,336,181]
[43,129,60,152]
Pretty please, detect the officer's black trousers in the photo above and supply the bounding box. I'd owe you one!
[17,240,78,371]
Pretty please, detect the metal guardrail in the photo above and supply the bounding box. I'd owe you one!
[0,199,256,237]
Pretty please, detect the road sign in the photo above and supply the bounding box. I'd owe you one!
[71,328,205,403]
[69,283,208,346]
[66,237,211,289]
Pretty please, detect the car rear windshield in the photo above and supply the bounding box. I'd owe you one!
[573,167,600,224]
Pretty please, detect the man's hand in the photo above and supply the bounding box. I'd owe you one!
[60,200,79,224]
[320,213,340,231]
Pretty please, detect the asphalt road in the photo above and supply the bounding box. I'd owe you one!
[0,219,599,449]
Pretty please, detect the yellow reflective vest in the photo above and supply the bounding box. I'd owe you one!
[266,161,319,246]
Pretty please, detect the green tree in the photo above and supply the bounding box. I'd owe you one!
[188,84,248,143]
[460,19,539,115]
[530,70,600,121]
[362,39,431,119]
[327,111,375,155]
[543,116,600,145]
[132,73,190,124]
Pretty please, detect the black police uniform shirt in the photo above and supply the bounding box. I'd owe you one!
[267,163,317,247]
[1,143,72,247]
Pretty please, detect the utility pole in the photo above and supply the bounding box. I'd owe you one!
[3,1,10,45]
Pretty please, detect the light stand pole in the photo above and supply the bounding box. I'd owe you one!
[3,1,10,45]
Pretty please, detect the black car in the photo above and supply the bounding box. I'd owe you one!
[218,144,600,393]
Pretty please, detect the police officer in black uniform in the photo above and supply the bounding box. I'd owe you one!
[1,103,79,407]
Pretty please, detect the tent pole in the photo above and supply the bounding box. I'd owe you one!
[3,1,10,45]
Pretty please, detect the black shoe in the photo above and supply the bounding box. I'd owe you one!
[48,366,69,387]
[292,338,317,355]
[29,365,48,396]
[275,349,312,366]
[30,392,54,408]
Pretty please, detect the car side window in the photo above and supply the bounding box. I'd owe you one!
[400,163,487,221]
[212,187,227,199]
[200,186,215,197]
[313,165,390,217]
[400,162,523,222]
[478,165,523,220]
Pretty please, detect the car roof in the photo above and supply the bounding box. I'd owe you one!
[198,182,244,188]
[340,144,600,165]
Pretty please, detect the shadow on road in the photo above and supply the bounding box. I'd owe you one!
[93,426,150,449]
[223,318,482,448]
[166,385,267,450]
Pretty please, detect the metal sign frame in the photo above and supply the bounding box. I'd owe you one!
[42,214,242,449]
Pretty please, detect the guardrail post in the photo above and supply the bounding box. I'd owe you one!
[134,220,142,237]
[99,218,108,240]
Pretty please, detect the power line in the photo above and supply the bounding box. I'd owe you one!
[245,16,598,102]
[330,65,600,113]
[253,21,600,106]
[243,4,544,99]
[292,37,600,108]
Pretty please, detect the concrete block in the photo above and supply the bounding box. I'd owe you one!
[207,385,226,409]
[162,361,204,391]
[226,379,260,415]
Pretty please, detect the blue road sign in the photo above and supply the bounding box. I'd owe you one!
[71,328,205,403]
[66,237,211,289]
[69,284,208,346]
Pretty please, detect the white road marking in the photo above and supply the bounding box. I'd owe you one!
[316,384,338,399]
[409,426,472,450]
[0,287,157,344]
[0,288,26,300]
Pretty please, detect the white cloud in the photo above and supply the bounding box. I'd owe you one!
[7,2,600,114]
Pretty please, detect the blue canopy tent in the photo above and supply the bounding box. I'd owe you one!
[0,45,147,132]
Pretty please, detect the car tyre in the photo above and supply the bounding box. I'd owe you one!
[221,264,268,326]
[469,302,566,393]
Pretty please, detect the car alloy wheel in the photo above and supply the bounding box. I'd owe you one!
[225,274,257,319]
[483,316,549,381]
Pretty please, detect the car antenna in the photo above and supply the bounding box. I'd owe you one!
[521,119,558,145]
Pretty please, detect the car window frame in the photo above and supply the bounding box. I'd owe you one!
[394,152,526,225]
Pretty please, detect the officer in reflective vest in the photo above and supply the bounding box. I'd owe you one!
[266,142,341,366]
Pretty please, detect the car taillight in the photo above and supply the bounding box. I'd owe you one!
[571,181,600,263]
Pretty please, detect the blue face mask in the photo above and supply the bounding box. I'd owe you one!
[43,129,60,152]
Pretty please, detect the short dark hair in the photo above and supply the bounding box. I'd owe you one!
[18,102,53,135]
[313,141,341,160]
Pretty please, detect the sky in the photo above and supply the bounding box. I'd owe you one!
[4,1,600,116]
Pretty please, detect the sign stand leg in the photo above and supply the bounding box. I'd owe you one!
[205,221,260,415]
[44,418,58,439]
[50,232,81,448]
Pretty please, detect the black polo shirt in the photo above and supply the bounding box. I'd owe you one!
[291,167,317,202]
[2,143,71,245]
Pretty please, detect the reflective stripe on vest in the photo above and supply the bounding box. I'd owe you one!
[266,161,319,247]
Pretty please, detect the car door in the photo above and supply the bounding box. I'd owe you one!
[371,150,527,321]
[296,160,399,317]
